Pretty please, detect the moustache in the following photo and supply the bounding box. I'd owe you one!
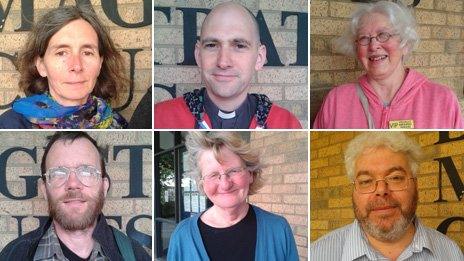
[58,190,88,202]
[366,198,401,212]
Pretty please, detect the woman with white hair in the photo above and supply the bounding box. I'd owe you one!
[167,132,298,261]
[313,1,464,129]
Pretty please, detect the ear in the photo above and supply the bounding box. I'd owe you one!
[35,57,48,77]
[248,171,254,184]
[102,177,109,197]
[194,40,201,67]
[254,44,267,71]
[39,179,48,201]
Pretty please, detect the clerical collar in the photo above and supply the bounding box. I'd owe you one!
[203,91,256,129]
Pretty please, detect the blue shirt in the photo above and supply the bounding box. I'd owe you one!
[167,205,299,261]
[310,218,464,261]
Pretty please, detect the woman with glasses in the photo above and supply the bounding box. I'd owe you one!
[167,132,298,261]
[313,1,464,129]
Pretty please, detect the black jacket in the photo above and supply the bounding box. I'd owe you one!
[0,214,151,260]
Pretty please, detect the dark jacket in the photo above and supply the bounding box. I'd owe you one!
[0,109,31,128]
[0,214,151,261]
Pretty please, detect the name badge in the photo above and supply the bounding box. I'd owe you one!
[389,120,414,129]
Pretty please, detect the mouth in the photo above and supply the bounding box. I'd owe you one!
[212,73,237,82]
[65,81,86,85]
[368,55,388,62]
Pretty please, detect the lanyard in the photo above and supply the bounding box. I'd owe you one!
[356,83,375,129]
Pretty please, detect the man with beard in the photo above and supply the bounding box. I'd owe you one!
[154,2,301,129]
[310,132,463,261]
[0,132,150,260]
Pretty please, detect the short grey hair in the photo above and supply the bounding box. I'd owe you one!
[344,132,422,181]
[185,131,265,195]
[334,1,419,59]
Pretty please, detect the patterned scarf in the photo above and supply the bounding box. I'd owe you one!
[12,94,127,129]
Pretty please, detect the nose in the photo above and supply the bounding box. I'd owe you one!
[68,53,83,72]
[368,37,381,51]
[65,171,83,190]
[374,180,389,196]
[217,174,233,189]
[217,47,232,69]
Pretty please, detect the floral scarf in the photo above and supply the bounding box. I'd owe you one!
[12,94,127,129]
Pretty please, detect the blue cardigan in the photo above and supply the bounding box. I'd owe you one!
[167,205,299,261]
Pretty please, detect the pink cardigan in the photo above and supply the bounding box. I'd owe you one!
[313,69,464,129]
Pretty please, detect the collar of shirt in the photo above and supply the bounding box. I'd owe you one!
[33,223,108,261]
[341,217,434,261]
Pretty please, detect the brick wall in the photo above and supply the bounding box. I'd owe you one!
[248,131,308,260]
[310,0,464,126]
[310,131,464,252]
[0,1,152,122]
[0,131,152,252]
[154,0,308,127]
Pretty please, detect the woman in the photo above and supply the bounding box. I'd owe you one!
[0,5,128,129]
[167,132,298,261]
[313,1,464,129]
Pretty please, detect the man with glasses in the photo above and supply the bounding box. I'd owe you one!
[310,132,464,260]
[0,132,150,260]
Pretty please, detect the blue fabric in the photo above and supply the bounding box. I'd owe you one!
[310,218,464,261]
[167,205,299,261]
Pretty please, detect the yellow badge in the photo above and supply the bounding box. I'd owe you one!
[389,120,414,129]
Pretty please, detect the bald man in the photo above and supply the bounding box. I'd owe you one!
[155,2,301,129]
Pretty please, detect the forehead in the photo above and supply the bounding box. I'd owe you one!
[200,6,257,42]
[198,147,243,174]
[46,138,100,168]
[357,12,392,34]
[355,146,410,176]
[47,18,99,49]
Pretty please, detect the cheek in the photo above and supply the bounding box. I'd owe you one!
[202,182,217,196]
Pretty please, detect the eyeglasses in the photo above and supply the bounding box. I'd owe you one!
[44,165,102,188]
[353,173,415,194]
[200,166,248,183]
[356,32,397,46]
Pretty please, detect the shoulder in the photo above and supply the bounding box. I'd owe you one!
[266,104,302,129]
[421,225,463,252]
[410,69,457,97]
[154,97,195,128]
[325,83,357,99]
[0,226,43,259]
[0,109,31,129]
[171,214,198,238]
[253,205,288,224]
[310,223,352,257]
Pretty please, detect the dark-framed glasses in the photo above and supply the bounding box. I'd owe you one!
[200,166,248,183]
[353,173,415,194]
[45,165,102,188]
[356,32,397,46]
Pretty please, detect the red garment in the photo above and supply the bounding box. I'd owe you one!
[154,97,302,129]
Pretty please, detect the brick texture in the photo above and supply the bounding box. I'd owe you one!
[310,1,464,126]
[249,131,308,260]
[154,0,309,127]
[310,131,464,252]
[0,131,152,252]
[0,2,152,123]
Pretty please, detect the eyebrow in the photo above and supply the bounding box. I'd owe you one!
[48,43,99,50]
[200,37,253,46]
[356,166,407,177]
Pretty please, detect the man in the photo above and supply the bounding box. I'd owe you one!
[310,132,464,260]
[0,132,150,260]
[154,2,302,129]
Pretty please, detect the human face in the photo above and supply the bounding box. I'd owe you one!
[40,138,109,231]
[198,147,253,210]
[356,13,407,81]
[194,4,266,107]
[36,19,103,106]
[352,146,417,242]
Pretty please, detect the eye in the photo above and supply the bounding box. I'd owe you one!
[83,51,95,56]
[387,174,406,183]
[55,51,66,56]
[356,177,374,186]
[204,42,217,49]
[50,168,68,178]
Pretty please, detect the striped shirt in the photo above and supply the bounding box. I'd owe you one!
[310,218,464,261]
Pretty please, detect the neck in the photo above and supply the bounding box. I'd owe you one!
[205,89,248,112]
[367,66,407,104]
[53,220,97,258]
[365,222,416,261]
[202,203,250,228]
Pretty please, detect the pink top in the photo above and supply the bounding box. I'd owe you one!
[313,69,464,129]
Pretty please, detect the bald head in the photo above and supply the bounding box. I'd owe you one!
[201,2,261,45]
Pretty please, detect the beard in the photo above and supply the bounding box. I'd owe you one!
[47,187,105,231]
[353,190,418,242]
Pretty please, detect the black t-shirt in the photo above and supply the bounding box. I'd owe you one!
[198,206,257,261]
[58,237,90,261]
